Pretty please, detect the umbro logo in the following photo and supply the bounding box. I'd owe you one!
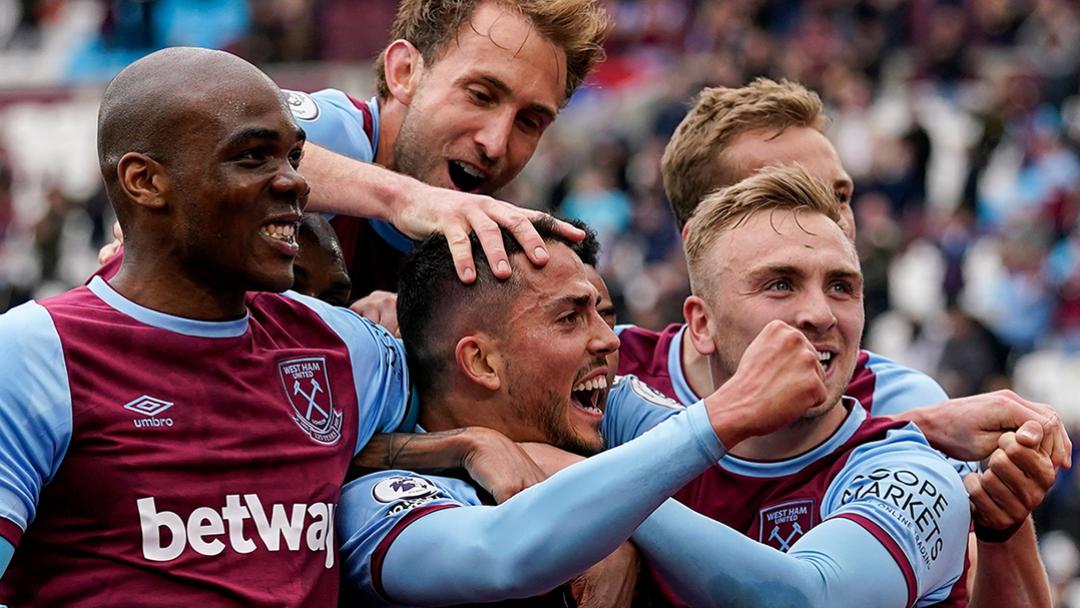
[123,395,175,428]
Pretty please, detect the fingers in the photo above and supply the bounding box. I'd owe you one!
[97,240,121,266]
[444,223,477,283]
[1014,420,1043,448]
[112,221,123,241]
[349,291,400,336]
[966,434,1057,530]
[466,208,511,279]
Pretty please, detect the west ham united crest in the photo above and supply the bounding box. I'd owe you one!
[759,499,815,552]
[278,356,343,446]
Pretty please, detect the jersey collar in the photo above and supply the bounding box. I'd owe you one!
[88,276,250,338]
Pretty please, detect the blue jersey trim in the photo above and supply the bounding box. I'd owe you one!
[718,399,866,477]
[88,277,250,338]
[0,301,74,534]
[667,324,700,406]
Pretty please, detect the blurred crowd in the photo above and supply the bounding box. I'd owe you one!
[1,0,1080,603]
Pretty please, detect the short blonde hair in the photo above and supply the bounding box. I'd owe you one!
[684,165,841,296]
[375,0,611,105]
[662,79,826,229]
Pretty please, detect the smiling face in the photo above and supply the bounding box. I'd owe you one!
[167,78,309,293]
[392,0,565,194]
[494,243,619,455]
[699,209,864,417]
[726,127,855,239]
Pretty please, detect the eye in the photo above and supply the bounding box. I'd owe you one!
[289,147,304,168]
[517,114,542,134]
[467,88,494,105]
[835,190,852,205]
[828,281,853,295]
[766,279,792,292]
[236,148,268,163]
[558,310,581,324]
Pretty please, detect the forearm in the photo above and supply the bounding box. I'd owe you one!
[302,143,408,219]
[381,402,725,605]
[970,518,1052,608]
[353,429,473,471]
[632,502,909,608]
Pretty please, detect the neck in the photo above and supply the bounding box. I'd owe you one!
[680,327,714,399]
[418,389,500,434]
[374,97,399,170]
[110,252,248,321]
[729,400,848,461]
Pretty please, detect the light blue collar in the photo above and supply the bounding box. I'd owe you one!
[88,276,250,338]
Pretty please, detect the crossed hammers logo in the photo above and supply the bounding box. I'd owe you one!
[768,522,804,552]
[293,378,328,422]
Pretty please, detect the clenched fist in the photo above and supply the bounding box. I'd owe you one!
[703,320,828,448]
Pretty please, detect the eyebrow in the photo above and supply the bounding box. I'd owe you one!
[225,126,306,148]
[748,265,861,282]
[547,293,594,311]
[477,75,558,121]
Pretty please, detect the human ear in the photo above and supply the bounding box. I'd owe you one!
[116,152,169,210]
[384,39,424,106]
[684,295,717,356]
[454,335,502,392]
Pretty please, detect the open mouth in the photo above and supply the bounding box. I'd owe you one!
[817,350,835,372]
[260,221,299,253]
[570,375,608,416]
[448,160,487,193]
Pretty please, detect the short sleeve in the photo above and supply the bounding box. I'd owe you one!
[281,293,411,454]
[338,472,471,606]
[860,352,949,417]
[284,89,376,163]
[602,375,685,448]
[0,302,73,546]
[821,426,970,606]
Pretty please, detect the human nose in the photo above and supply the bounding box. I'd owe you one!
[272,160,309,209]
[589,313,621,357]
[793,289,837,335]
[474,109,513,163]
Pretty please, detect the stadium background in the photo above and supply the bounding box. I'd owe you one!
[0,0,1077,602]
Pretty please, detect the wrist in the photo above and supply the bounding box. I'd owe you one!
[702,389,753,449]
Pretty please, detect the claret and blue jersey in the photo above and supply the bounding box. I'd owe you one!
[0,278,410,606]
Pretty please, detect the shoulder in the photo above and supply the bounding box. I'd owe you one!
[849,350,948,417]
[285,88,377,161]
[602,375,685,447]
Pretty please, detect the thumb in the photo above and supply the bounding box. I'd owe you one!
[1015,420,1043,448]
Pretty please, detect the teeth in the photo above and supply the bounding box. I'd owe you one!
[817,351,833,362]
[262,222,296,242]
[573,375,609,393]
[457,162,484,178]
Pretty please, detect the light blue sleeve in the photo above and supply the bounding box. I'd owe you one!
[284,88,376,163]
[863,352,948,417]
[281,293,410,454]
[601,375,684,448]
[633,502,910,607]
[0,302,73,546]
[376,401,726,606]
[338,472,475,607]
[821,426,970,606]
[0,536,11,578]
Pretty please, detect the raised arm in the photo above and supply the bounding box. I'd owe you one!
[301,143,584,283]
